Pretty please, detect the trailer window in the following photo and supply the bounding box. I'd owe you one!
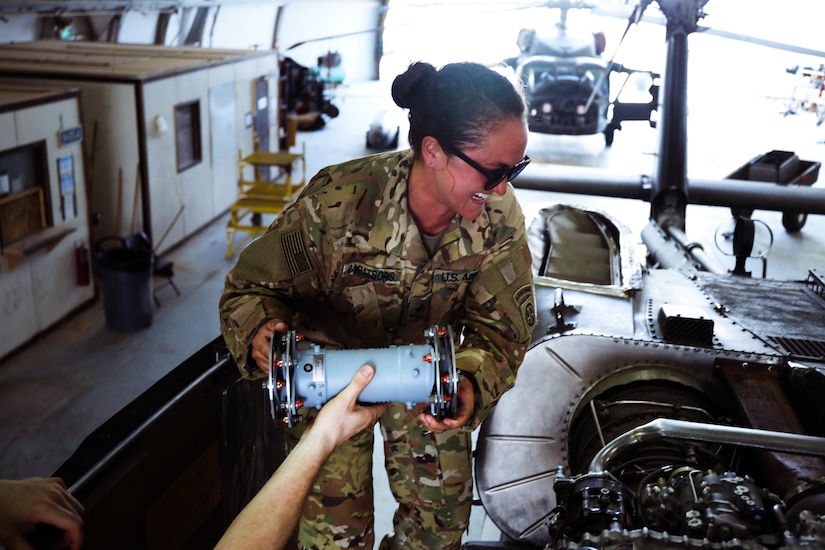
[175,100,202,172]
[0,142,51,250]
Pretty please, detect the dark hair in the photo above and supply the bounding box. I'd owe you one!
[391,61,525,156]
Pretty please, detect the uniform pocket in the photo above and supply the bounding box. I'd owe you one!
[340,282,384,332]
[381,405,472,506]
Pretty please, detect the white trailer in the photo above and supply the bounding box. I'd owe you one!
[0,40,281,255]
[0,84,95,359]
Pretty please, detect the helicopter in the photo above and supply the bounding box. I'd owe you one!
[464,1,825,548]
[504,0,661,146]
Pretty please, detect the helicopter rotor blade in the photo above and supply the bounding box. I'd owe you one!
[286,1,825,62]
[693,25,825,59]
[587,1,825,59]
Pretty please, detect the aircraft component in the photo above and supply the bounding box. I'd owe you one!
[474,200,825,548]
[265,326,458,427]
[546,467,825,549]
[642,220,725,273]
[587,419,825,474]
[527,203,645,297]
[475,330,825,548]
[548,419,825,548]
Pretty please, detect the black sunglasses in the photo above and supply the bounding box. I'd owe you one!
[444,145,531,191]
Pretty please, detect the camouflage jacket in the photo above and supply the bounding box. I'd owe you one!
[219,149,536,428]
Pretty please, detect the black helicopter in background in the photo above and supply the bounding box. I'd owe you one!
[505,0,661,145]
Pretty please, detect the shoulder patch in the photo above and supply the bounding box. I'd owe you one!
[515,284,536,327]
[281,229,312,277]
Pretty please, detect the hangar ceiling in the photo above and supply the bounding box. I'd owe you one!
[0,0,823,85]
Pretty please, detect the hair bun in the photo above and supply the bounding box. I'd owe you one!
[391,61,437,110]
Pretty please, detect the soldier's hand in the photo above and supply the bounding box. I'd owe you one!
[251,319,289,374]
[418,377,475,434]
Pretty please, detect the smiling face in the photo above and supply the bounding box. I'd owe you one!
[433,118,529,222]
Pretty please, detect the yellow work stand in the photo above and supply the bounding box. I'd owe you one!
[226,144,306,257]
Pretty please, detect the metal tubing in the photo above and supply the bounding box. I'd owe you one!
[651,27,689,230]
[664,224,725,273]
[513,167,825,216]
[514,166,650,200]
[686,178,825,213]
[589,418,825,473]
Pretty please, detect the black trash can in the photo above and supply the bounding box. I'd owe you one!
[95,234,154,332]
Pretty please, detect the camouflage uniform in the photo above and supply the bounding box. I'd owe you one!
[220,149,536,549]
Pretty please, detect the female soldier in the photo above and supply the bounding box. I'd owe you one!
[220,60,536,549]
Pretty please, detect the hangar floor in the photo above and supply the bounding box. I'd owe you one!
[1,77,823,546]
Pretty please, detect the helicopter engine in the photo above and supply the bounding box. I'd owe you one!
[542,409,825,550]
[474,314,825,550]
[547,465,825,549]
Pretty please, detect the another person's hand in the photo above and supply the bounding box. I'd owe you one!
[0,477,84,550]
[306,364,389,452]
[250,318,290,373]
[215,364,386,550]
[419,376,475,434]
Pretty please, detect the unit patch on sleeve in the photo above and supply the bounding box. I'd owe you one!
[514,284,536,327]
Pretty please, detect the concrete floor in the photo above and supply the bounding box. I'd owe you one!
[1,74,824,546]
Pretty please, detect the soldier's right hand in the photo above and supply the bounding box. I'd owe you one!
[251,319,289,373]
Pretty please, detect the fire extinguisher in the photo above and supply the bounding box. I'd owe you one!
[75,242,90,286]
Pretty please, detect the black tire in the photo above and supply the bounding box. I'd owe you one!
[782,211,807,233]
[604,128,614,146]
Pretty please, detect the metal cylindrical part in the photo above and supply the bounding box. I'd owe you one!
[291,344,437,409]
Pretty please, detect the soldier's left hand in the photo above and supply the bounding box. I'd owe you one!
[418,377,474,433]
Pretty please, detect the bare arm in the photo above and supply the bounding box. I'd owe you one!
[215,364,387,550]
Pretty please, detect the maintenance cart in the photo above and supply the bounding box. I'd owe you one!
[727,150,821,232]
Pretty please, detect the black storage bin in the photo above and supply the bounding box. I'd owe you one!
[95,234,154,332]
